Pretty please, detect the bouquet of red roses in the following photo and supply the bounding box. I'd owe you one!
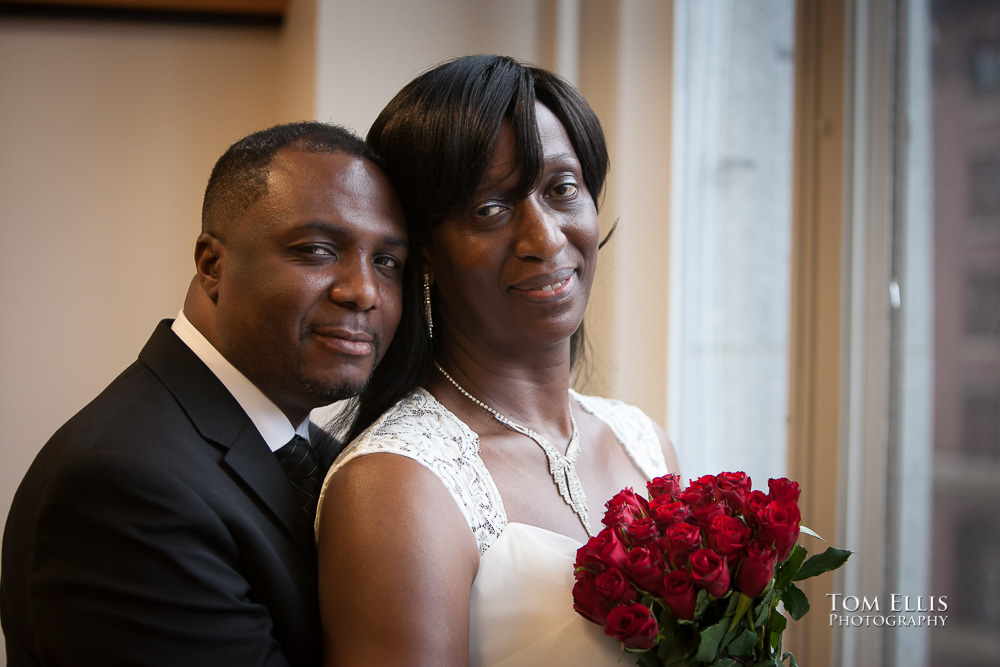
[572,472,850,666]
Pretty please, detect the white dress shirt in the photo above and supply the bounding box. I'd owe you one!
[171,310,310,451]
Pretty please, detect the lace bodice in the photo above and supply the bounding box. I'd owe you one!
[316,387,668,554]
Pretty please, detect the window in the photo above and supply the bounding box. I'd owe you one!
[668,0,796,486]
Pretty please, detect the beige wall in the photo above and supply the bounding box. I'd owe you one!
[0,13,286,662]
[0,22,285,490]
[313,0,544,136]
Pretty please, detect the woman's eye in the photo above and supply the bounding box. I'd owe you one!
[552,182,579,197]
[374,255,401,269]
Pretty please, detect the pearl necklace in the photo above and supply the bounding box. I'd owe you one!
[434,362,594,537]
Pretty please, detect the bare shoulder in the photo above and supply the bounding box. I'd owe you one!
[316,453,478,666]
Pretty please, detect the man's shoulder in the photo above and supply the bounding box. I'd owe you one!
[31,327,233,485]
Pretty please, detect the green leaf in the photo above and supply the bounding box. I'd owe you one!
[696,618,729,662]
[792,547,853,581]
[753,587,775,627]
[783,651,800,667]
[783,583,810,620]
[769,608,787,635]
[799,524,824,540]
[726,627,759,656]
[730,592,754,631]
[713,659,738,667]
[636,651,659,667]
[656,621,674,660]
[694,588,712,619]
[722,591,740,618]
[719,622,743,656]
[774,545,808,590]
[768,608,787,653]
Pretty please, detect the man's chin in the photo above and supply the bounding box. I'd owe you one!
[300,376,369,405]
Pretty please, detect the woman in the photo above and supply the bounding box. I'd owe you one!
[316,55,680,666]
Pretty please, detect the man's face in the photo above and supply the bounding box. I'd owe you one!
[204,148,407,423]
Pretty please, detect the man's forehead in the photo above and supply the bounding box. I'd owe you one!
[259,149,405,239]
[268,147,359,178]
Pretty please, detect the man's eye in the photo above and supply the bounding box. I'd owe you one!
[473,203,506,218]
[300,244,335,256]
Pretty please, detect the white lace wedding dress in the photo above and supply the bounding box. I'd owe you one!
[317,387,669,666]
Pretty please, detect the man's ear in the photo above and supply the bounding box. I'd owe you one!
[195,232,225,303]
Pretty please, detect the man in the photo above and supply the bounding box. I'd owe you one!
[0,122,408,665]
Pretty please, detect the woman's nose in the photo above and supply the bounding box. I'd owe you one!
[513,199,568,260]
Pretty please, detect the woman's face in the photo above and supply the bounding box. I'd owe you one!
[426,102,601,359]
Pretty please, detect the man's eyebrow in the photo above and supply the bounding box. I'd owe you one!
[300,220,409,249]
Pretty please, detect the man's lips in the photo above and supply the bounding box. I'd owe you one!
[312,327,375,356]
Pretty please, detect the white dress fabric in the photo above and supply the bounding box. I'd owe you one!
[317,387,669,666]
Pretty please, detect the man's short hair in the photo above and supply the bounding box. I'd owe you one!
[201,121,383,234]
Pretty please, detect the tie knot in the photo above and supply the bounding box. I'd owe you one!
[275,435,322,517]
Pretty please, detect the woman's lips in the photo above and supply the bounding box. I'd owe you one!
[510,270,576,301]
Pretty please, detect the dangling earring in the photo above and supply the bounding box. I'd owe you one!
[423,272,433,340]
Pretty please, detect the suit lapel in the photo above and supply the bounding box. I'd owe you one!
[222,424,314,542]
[138,320,313,547]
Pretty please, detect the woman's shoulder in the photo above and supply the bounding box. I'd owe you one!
[320,387,508,553]
[571,389,673,478]
[570,389,656,435]
[344,387,478,459]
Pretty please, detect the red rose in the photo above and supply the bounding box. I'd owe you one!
[689,548,731,598]
[602,487,650,529]
[659,522,702,569]
[624,546,665,593]
[757,499,801,562]
[715,471,752,513]
[647,473,682,500]
[604,603,659,650]
[576,528,629,570]
[768,477,801,503]
[649,497,690,527]
[705,514,751,557]
[627,517,661,546]
[595,567,638,604]
[603,503,637,532]
[689,500,730,528]
[662,569,697,620]
[744,490,770,530]
[572,574,614,625]
[692,474,717,488]
[736,539,777,598]
[676,476,715,508]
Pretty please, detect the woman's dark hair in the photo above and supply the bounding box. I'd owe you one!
[333,54,611,442]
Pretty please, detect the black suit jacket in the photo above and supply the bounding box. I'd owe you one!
[1,321,341,666]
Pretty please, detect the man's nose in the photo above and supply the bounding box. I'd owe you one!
[328,257,379,311]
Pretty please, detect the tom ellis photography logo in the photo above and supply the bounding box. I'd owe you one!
[828,594,948,628]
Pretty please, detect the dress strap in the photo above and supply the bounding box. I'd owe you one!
[570,390,669,480]
[316,388,508,555]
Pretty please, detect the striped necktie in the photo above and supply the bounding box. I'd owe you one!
[274,434,323,517]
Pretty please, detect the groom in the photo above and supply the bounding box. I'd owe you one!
[0,122,408,666]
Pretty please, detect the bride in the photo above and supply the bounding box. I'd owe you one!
[315,54,680,666]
